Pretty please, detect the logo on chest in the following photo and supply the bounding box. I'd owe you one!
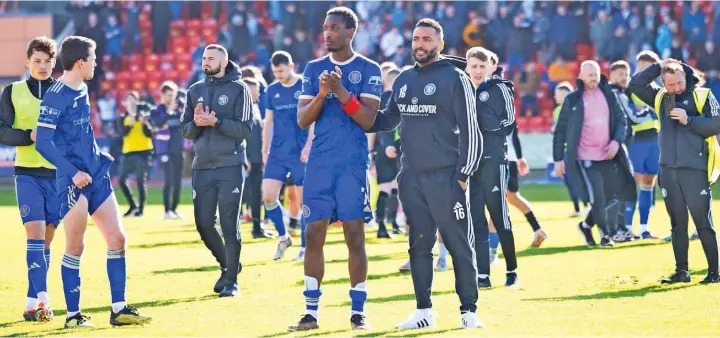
[348,71,362,84]
[479,91,489,102]
[294,91,301,100]
[424,83,436,96]
[218,95,229,106]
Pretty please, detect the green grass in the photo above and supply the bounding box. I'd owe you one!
[1,185,720,336]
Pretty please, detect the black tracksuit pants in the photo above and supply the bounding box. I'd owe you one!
[192,165,245,285]
[471,161,517,277]
[577,160,624,237]
[161,152,184,212]
[118,150,152,211]
[659,167,719,274]
[243,162,263,232]
[398,167,477,313]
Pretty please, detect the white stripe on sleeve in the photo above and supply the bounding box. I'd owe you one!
[498,83,515,127]
[459,73,480,176]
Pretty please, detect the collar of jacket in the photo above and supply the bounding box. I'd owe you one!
[608,83,631,95]
[415,54,466,72]
[25,76,55,97]
[478,67,513,91]
[207,61,241,83]
[575,74,611,93]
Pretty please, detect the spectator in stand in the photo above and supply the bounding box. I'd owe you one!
[707,70,720,99]
[655,16,674,56]
[97,91,117,136]
[217,24,233,56]
[104,15,123,72]
[667,37,687,62]
[380,26,404,59]
[612,1,635,30]
[463,11,484,48]
[192,38,207,65]
[506,12,532,76]
[608,26,630,62]
[532,7,550,62]
[79,12,106,68]
[246,11,261,52]
[548,56,575,84]
[353,21,374,57]
[272,23,284,51]
[683,2,706,58]
[291,30,314,70]
[390,1,407,29]
[698,41,719,72]
[440,5,464,51]
[641,4,658,33]
[487,5,512,57]
[515,62,541,117]
[123,1,141,55]
[415,1,435,23]
[549,5,578,60]
[628,17,652,53]
[230,4,250,58]
[150,2,171,54]
[591,10,613,60]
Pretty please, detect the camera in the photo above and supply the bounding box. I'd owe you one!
[137,102,154,118]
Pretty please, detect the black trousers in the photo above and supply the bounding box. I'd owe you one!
[243,162,263,232]
[659,167,718,273]
[577,160,623,237]
[161,152,184,212]
[192,165,245,284]
[398,168,477,313]
[118,151,151,211]
[471,161,517,276]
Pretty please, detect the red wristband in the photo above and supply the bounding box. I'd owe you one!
[342,96,361,116]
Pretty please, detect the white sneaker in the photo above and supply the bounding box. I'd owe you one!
[294,249,305,261]
[366,220,378,229]
[435,257,447,272]
[171,210,185,219]
[569,211,581,218]
[164,211,175,220]
[398,260,411,272]
[396,309,436,330]
[460,312,485,329]
[489,248,499,265]
[273,237,293,260]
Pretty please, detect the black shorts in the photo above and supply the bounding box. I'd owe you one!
[375,156,398,184]
[508,161,519,193]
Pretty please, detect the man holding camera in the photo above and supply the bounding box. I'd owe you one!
[115,91,153,218]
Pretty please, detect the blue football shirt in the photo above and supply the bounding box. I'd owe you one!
[265,78,308,160]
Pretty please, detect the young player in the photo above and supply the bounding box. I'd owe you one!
[0,36,59,322]
[35,36,151,328]
[287,7,380,332]
[263,51,311,261]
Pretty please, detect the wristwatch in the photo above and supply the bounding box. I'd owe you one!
[214,117,222,128]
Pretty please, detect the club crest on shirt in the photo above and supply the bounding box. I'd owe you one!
[302,205,311,218]
[479,91,489,102]
[218,95,229,106]
[349,71,362,84]
[411,97,418,104]
[294,91,301,99]
[20,205,30,217]
[424,83,436,96]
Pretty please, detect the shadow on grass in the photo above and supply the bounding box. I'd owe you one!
[144,228,198,235]
[296,271,408,287]
[329,289,456,308]
[152,258,300,275]
[326,253,407,265]
[5,326,114,337]
[506,241,667,259]
[131,237,276,249]
[356,328,463,337]
[524,283,697,302]
[259,329,348,338]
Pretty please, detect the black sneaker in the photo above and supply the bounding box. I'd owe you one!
[699,272,720,284]
[600,236,615,247]
[477,276,492,288]
[288,314,319,332]
[577,222,596,246]
[661,270,691,284]
[213,268,227,293]
[377,225,393,239]
[505,272,519,288]
[123,207,138,218]
[219,283,240,297]
[350,313,371,330]
[64,312,93,328]
[133,209,143,217]
[110,305,152,326]
[252,229,274,239]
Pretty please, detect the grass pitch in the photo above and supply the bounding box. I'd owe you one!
[1,184,719,337]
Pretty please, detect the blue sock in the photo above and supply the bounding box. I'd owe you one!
[300,222,306,248]
[349,282,367,314]
[107,249,127,306]
[27,240,48,296]
[265,201,286,237]
[303,276,322,319]
[489,232,500,249]
[44,248,50,267]
[61,254,81,313]
[624,201,636,230]
[639,187,653,226]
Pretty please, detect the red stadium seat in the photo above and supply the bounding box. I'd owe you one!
[102,55,111,65]
[100,80,112,92]
[145,54,160,66]
[516,117,529,131]
[128,54,144,67]
[159,62,174,72]
[117,71,132,82]
[160,53,175,63]
[148,80,161,91]
[202,19,217,30]
[115,80,129,90]
[140,19,151,31]
[129,63,141,72]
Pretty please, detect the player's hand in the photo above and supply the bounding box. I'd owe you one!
[208,111,217,127]
[329,66,344,91]
[670,108,688,125]
[301,143,312,163]
[517,158,530,176]
[195,107,214,126]
[605,140,620,160]
[554,160,565,178]
[72,171,92,189]
[319,70,331,97]
[457,180,467,191]
[385,145,397,159]
[246,162,252,172]
[30,129,36,142]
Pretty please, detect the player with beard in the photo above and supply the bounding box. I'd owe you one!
[287,7,380,332]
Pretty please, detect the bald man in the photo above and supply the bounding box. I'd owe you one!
[553,61,636,247]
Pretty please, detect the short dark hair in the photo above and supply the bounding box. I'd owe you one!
[26,36,57,60]
[205,44,228,59]
[271,51,292,66]
[416,18,444,40]
[59,36,96,71]
[610,60,630,73]
[327,6,358,30]
[636,50,661,64]
[160,81,178,94]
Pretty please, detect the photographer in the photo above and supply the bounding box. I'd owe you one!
[115,91,154,217]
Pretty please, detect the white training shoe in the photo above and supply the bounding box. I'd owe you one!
[396,309,436,330]
[171,210,185,219]
[273,237,293,260]
[460,311,485,329]
[164,211,175,220]
[294,249,305,261]
[398,260,411,272]
[435,257,448,272]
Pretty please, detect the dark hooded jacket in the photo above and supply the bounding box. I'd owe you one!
[181,61,253,170]
[629,63,720,171]
[476,67,516,162]
[553,75,636,202]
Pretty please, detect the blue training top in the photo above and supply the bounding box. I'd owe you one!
[265,78,308,160]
